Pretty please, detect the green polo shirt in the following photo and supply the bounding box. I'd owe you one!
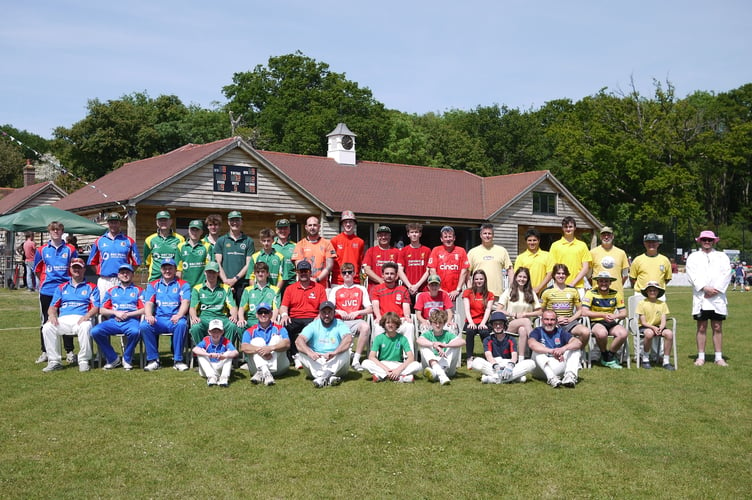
[177,240,211,286]
[273,238,297,282]
[246,249,292,284]
[143,231,185,281]
[214,232,255,279]
[190,282,237,319]
[239,282,280,326]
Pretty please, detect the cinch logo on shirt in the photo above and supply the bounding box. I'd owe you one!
[439,263,459,271]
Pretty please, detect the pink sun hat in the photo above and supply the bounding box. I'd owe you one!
[695,230,720,243]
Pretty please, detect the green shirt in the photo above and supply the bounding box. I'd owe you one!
[246,249,292,284]
[239,283,280,326]
[143,231,185,281]
[371,332,411,362]
[420,329,457,356]
[190,282,237,319]
[214,232,255,278]
[177,240,211,287]
[273,238,297,281]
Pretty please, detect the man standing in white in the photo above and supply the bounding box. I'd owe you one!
[685,230,731,367]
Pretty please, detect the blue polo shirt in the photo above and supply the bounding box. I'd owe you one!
[102,283,144,315]
[242,322,289,344]
[530,326,573,350]
[52,280,100,317]
[33,242,78,295]
[484,334,517,359]
[87,232,141,277]
[144,278,191,318]
[196,336,237,363]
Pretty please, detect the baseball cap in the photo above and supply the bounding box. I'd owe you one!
[228,210,242,219]
[161,258,177,267]
[204,261,220,272]
[208,319,224,331]
[341,210,356,222]
[376,225,391,233]
[70,258,86,268]
[319,301,336,311]
[156,210,171,220]
[643,233,661,242]
[427,274,441,285]
[188,220,203,230]
[106,212,122,221]
[276,218,290,228]
[256,302,272,313]
[600,226,614,234]
[118,263,134,273]
[296,260,312,271]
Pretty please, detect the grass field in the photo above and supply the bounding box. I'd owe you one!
[1,287,751,499]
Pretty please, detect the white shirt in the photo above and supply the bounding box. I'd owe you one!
[685,249,731,315]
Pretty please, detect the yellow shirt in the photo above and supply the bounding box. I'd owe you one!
[468,244,512,297]
[515,249,553,291]
[590,245,629,294]
[629,253,672,293]
[549,237,592,288]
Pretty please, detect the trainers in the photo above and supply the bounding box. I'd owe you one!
[438,375,451,386]
[372,374,384,382]
[561,372,577,388]
[103,356,122,370]
[294,355,303,370]
[547,376,562,388]
[66,352,78,365]
[263,372,275,386]
[78,361,90,372]
[351,360,365,372]
[423,367,436,382]
[328,375,342,386]
[518,376,527,383]
[663,363,676,371]
[641,361,652,369]
[239,362,249,371]
[122,359,133,371]
[601,358,623,370]
[35,352,48,364]
[173,362,189,372]
[715,359,728,367]
[312,377,327,388]
[398,374,414,383]
[42,361,63,372]
[694,357,705,366]
[144,360,160,372]
[207,377,217,387]
[218,377,229,387]
[467,357,474,370]
[250,371,263,384]
[481,374,500,384]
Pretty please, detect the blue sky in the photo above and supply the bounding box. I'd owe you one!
[1,0,750,139]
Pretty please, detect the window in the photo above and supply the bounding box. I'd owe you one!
[213,164,257,193]
[533,192,557,215]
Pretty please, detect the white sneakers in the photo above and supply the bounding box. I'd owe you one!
[35,352,48,364]
[173,362,189,372]
[78,361,90,372]
[481,374,500,384]
[103,357,122,370]
[424,366,450,385]
[144,361,160,372]
[561,372,577,388]
[42,361,63,372]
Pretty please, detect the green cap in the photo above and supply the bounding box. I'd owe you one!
[188,220,203,230]
[156,210,171,220]
[204,262,220,272]
[228,210,242,219]
[106,212,122,221]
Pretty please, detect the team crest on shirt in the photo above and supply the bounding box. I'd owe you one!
[240,244,247,250]
[659,265,666,271]
[554,337,562,346]
[308,292,317,299]
[80,289,88,296]
[396,293,403,301]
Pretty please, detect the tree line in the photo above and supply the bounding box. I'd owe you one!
[2,51,750,258]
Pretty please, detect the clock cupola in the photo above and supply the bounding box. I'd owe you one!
[327,123,357,165]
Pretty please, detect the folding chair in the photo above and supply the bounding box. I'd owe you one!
[629,314,678,369]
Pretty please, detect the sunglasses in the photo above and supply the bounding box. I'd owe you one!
[341,270,354,275]
[700,238,714,242]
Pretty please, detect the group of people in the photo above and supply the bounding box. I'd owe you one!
[30,210,733,386]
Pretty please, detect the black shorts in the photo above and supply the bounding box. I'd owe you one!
[592,320,620,332]
[693,310,726,321]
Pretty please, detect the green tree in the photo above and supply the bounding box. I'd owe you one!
[223,51,390,159]
[0,137,25,187]
[53,93,227,180]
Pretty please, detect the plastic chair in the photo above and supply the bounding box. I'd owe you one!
[629,315,678,369]
[583,316,630,369]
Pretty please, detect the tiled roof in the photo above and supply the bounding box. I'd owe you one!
[54,137,560,222]
[55,137,239,210]
[259,151,492,220]
[0,182,64,215]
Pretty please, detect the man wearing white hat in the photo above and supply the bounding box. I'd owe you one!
[685,230,731,366]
